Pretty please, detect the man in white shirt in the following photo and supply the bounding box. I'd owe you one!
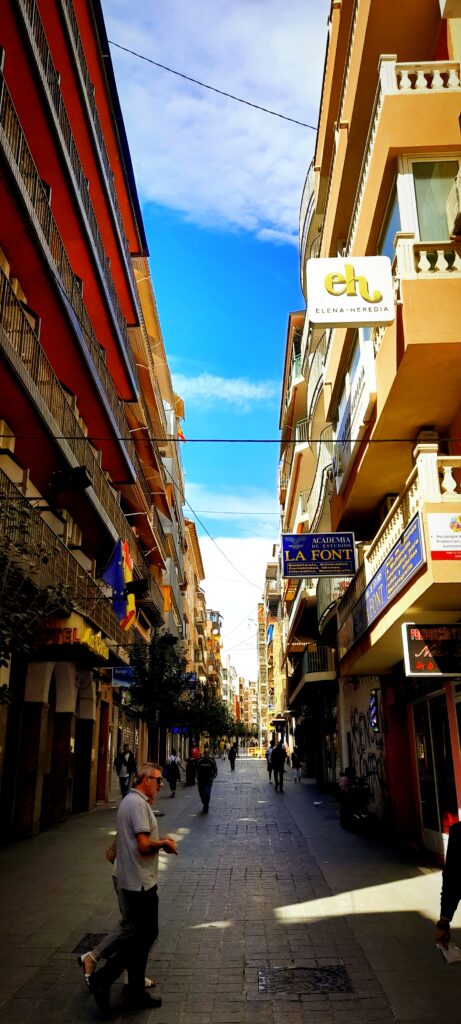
[89,763,177,1014]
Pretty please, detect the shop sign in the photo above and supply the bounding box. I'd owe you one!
[306,256,395,327]
[112,666,135,686]
[402,623,461,676]
[428,512,461,561]
[282,532,356,578]
[338,515,425,657]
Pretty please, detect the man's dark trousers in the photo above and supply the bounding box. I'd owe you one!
[273,767,284,791]
[91,886,158,998]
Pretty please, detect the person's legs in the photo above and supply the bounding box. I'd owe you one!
[279,769,284,792]
[119,776,130,798]
[273,767,280,790]
[125,887,159,1005]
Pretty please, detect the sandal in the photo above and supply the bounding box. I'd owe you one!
[77,951,97,987]
[144,977,156,988]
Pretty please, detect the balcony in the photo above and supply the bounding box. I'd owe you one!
[0,267,164,616]
[286,578,317,641]
[316,576,351,634]
[283,353,303,416]
[346,56,461,254]
[297,425,334,532]
[58,0,140,301]
[288,645,337,706]
[0,467,129,650]
[337,445,461,673]
[306,332,328,426]
[16,0,138,388]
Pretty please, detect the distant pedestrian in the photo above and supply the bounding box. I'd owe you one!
[266,739,275,783]
[165,749,181,797]
[195,745,218,813]
[291,746,301,783]
[435,820,461,950]
[228,744,237,771]
[87,763,177,1014]
[114,743,136,798]
[271,740,287,792]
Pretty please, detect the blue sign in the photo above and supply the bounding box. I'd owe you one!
[281,532,356,578]
[339,514,425,656]
[112,666,135,687]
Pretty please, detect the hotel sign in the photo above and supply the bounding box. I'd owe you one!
[402,624,461,677]
[306,256,395,327]
[282,532,356,579]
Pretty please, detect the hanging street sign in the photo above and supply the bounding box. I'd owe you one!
[281,532,356,578]
[306,256,395,327]
[402,623,461,677]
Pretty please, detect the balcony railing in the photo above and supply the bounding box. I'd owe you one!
[295,418,310,445]
[337,446,461,630]
[316,576,351,633]
[298,424,334,531]
[17,0,138,385]
[0,82,165,526]
[306,332,327,423]
[58,0,138,293]
[288,645,336,692]
[0,467,130,647]
[299,159,315,268]
[0,265,164,609]
[284,353,303,412]
[346,57,461,253]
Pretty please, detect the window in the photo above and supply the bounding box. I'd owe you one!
[398,157,460,241]
[378,183,401,259]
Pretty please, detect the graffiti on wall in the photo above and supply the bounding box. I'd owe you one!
[342,676,387,816]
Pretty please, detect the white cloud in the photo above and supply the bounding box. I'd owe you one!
[199,535,276,681]
[172,372,278,411]
[102,0,329,238]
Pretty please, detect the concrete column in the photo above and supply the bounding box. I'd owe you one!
[13,701,49,837]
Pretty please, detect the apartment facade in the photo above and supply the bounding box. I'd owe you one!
[0,0,175,837]
[291,0,461,853]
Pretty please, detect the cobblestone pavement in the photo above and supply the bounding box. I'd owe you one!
[0,759,459,1023]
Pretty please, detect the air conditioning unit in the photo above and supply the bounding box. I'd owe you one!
[446,168,461,236]
[59,510,82,548]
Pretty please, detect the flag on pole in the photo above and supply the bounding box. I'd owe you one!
[120,540,136,631]
[102,539,126,620]
[177,424,186,442]
[102,539,136,629]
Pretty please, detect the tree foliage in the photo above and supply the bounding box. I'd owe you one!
[178,690,235,739]
[128,628,186,726]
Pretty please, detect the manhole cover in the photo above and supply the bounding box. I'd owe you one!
[73,933,108,954]
[258,965,352,996]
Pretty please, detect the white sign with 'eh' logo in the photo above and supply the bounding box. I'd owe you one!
[307,256,395,327]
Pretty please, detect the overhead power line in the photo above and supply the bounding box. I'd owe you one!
[108,39,316,129]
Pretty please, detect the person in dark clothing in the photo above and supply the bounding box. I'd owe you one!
[266,739,275,782]
[271,740,287,792]
[114,744,137,798]
[228,744,237,771]
[436,820,461,948]
[165,750,181,797]
[195,746,218,812]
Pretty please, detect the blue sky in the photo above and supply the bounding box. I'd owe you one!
[102,0,329,677]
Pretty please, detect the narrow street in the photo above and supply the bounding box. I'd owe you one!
[0,759,457,1024]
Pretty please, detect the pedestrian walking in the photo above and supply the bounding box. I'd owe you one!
[291,746,301,783]
[435,820,461,950]
[266,739,275,783]
[228,743,237,771]
[195,745,218,812]
[87,763,177,1014]
[271,740,287,792]
[165,749,181,797]
[113,743,136,799]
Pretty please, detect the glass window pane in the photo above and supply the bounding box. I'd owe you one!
[413,161,458,241]
[379,184,401,259]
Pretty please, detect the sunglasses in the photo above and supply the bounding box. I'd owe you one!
[146,775,163,783]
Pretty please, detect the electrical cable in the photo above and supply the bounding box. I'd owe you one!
[107,40,316,129]
[0,433,436,444]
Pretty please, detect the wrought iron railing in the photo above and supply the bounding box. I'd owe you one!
[0,80,165,532]
[0,265,164,614]
[0,467,129,645]
[17,0,138,382]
